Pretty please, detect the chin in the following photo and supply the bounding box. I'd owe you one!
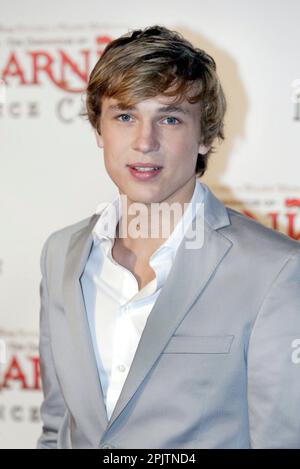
[125,190,164,205]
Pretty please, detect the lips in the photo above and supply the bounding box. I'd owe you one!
[127,165,163,180]
[129,166,161,171]
[127,162,163,169]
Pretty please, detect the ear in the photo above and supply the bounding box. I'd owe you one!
[198,143,211,155]
[94,127,103,148]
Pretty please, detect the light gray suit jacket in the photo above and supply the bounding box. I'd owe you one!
[36,183,300,449]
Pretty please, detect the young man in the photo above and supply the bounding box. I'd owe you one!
[37,25,300,449]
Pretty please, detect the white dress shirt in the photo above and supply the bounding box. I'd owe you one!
[80,179,204,420]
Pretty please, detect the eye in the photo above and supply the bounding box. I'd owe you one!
[162,116,180,125]
[116,114,132,122]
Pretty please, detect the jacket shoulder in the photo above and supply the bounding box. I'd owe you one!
[41,213,99,261]
[225,207,300,258]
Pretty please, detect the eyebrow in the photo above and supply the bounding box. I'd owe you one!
[107,104,191,115]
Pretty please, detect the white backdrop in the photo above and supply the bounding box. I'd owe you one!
[0,0,299,448]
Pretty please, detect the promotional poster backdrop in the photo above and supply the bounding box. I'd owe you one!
[0,0,299,449]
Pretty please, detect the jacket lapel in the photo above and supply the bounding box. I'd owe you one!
[62,213,107,441]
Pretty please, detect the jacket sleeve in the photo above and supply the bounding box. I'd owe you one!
[36,235,67,449]
[248,249,300,448]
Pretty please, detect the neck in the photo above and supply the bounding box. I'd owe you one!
[116,176,196,253]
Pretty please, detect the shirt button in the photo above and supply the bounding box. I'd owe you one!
[117,364,126,372]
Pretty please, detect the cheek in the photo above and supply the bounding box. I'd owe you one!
[167,139,199,167]
[102,135,124,166]
[167,128,198,151]
[104,129,130,156]
[103,151,119,174]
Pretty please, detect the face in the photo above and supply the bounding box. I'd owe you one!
[95,93,210,206]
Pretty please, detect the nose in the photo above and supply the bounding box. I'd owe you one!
[132,121,160,153]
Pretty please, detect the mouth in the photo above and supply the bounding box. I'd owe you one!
[127,163,163,171]
[126,164,163,180]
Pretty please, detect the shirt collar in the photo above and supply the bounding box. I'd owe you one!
[92,178,204,256]
[93,195,122,246]
[155,178,204,259]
